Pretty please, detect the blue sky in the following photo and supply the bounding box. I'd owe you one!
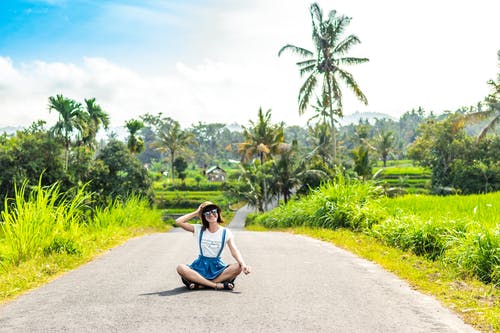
[0,0,499,128]
[0,0,191,66]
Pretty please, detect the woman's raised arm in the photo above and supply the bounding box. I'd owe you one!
[175,209,199,233]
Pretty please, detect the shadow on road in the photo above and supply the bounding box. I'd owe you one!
[139,287,241,297]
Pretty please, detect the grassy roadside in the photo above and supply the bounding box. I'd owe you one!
[0,223,171,305]
[247,225,499,333]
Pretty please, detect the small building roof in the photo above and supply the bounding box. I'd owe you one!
[206,165,226,174]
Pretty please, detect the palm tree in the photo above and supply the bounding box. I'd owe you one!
[351,145,371,180]
[307,121,333,166]
[82,98,110,148]
[237,107,285,164]
[153,120,196,185]
[237,107,285,210]
[125,119,145,154]
[375,131,395,167]
[279,2,368,163]
[48,94,83,170]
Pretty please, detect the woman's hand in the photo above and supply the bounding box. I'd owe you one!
[196,203,204,215]
[241,264,251,275]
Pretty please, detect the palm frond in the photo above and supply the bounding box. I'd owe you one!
[337,68,368,105]
[338,57,369,66]
[334,34,361,55]
[296,59,316,67]
[299,63,316,77]
[278,44,313,58]
[298,73,318,115]
[477,113,499,142]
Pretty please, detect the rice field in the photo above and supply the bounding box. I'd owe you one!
[381,192,498,227]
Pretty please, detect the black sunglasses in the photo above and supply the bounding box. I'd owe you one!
[202,208,218,217]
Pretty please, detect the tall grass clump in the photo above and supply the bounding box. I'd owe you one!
[91,195,163,230]
[253,175,386,231]
[444,225,500,285]
[0,181,90,265]
[372,216,468,260]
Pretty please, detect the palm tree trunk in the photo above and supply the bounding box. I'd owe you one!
[170,151,175,186]
[326,75,337,165]
[64,134,70,171]
[260,152,268,211]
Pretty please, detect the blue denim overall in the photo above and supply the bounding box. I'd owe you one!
[188,228,228,280]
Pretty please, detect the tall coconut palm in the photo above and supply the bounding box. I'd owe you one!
[48,94,83,170]
[279,2,368,163]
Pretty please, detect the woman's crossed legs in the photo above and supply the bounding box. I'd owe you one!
[177,263,242,290]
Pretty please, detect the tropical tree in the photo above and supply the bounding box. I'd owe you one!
[81,98,109,148]
[86,139,152,204]
[125,119,145,154]
[237,107,285,164]
[374,130,395,167]
[351,145,371,180]
[48,94,84,170]
[189,122,228,166]
[307,121,333,166]
[223,159,273,212]
[279,2,368,163]
[238,108,285,210]
[173,156,188,184]
[270,142,328,203]
[153,120,196,185]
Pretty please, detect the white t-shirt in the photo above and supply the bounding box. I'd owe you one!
[193,224,233,258]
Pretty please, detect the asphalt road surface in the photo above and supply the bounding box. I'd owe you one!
[0,206,478,332]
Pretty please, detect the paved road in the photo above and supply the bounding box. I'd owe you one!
[0,206,478,332]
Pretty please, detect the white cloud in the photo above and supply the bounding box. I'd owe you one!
[1,0,499,130]
[0,56,302,130]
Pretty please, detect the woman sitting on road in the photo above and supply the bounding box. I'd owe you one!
[176,201,251,290]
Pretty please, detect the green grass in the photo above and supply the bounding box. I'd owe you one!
[374,166,431,175]
[381,193,497,227]
[0,184,170,303]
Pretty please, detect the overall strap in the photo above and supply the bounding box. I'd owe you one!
[216,228,227,258]
[198,227,204,256]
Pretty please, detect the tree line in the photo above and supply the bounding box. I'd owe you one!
[0,3,497,211]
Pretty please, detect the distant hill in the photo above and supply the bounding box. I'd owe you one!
[0,126,24,135]
[339,111,396,126]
